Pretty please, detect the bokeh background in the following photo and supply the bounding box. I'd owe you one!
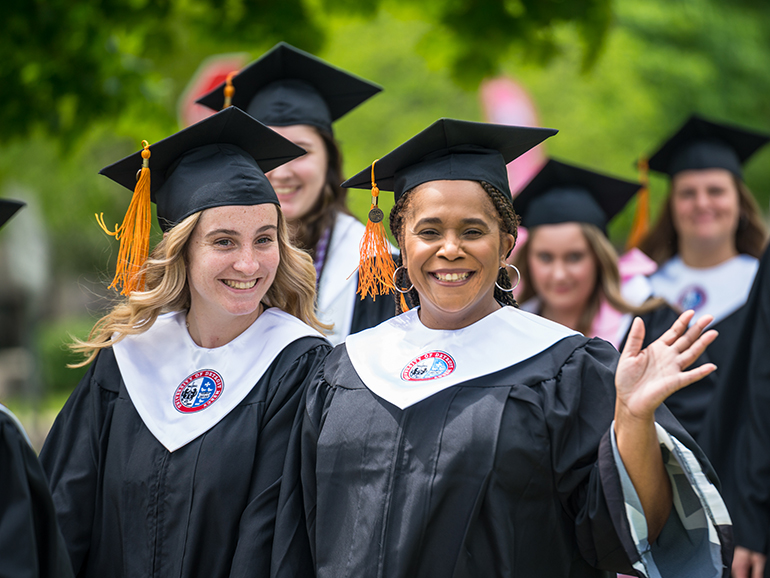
[2,0,770,446]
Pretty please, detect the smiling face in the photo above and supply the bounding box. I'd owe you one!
[670,168,740,252]
[186,204,280,331]
[399,180,515,330]
[526,222,598,319]
[264,124,328,222]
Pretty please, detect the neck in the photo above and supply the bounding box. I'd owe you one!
[186,304,263,348]
[539,304,583,333]
[418,299,502,331]
[678,238,738,268]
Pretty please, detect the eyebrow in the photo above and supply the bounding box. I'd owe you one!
[204,224,277,238]
[413,217,490,228]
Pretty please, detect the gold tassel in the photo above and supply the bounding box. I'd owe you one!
[223,71,236,109]
[357,160,396,299]
[96,140,152,295]
[626,157,650,250]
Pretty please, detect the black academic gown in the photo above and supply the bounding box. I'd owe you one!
[349,290,396,335]
[0,407,73,578]
[700,246,770,569]
[39,337,330,578]
[296,335,731,578]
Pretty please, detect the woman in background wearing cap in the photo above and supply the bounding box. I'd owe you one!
[638,115,768,385]
[196,42,394,346]
[512,158,718,440]
[292,118,732,578]
[512,158,664,348]
[0,200,74,578]
[39,108,331,577]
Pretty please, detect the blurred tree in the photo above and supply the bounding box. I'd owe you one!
[1,0,612,143]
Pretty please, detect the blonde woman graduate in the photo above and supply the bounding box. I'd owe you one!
[39,107,331,578]
[295,119,732,578]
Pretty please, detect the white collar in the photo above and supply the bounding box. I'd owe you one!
[113,309,324,452]
[649,255,758,324]
[345,307,579,409]
[316,213,365,345]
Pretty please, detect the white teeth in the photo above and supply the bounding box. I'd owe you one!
[274,187,297,194]
[223,279,257,289]
[434,272,469,282]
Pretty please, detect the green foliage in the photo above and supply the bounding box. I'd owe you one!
[36,316,92,394]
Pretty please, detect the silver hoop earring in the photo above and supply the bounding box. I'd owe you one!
[393,266,414,294]
[495,263,521,292]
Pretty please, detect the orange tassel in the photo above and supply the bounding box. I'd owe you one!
[626,157,650,250]
[399,293,410,313]
[223,71,237,109]
[96,140,153,295]
[357,160,396,299]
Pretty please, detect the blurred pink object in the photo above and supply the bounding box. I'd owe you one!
[592,248,658,347]
[480,77,546,197]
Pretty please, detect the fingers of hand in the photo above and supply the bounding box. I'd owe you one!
[621,317,646,358]
[675,363,717,391]
[677,329,718,369]
[660,309,696,346]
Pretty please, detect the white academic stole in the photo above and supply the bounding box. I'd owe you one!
[113,309,324,452]
[345,307,579,409]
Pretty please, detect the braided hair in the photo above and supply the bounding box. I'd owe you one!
[389,181,520,314]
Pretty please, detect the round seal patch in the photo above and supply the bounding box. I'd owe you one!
[678,285,707,311]
[401,351,456,381]
[173,369,224,413]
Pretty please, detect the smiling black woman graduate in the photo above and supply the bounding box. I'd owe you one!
[0,199,74,578]
[38,107,332,578]
[197,42,393,346]
[284,118,733,578]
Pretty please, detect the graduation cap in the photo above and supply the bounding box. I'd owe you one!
[98,106,305,295]
[341,118,557,299]
[0,199,24,230]
[514,159,641,234]
[646,114,770,178]
[195,42,382,133]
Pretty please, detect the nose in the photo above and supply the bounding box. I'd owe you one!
[266,160,294,182]
[233,246,260,276]
[551,260,568,281]
[693,189,710,209]
[436,232,463,260]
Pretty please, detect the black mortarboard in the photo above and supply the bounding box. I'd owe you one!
[514,159,641,233]
[100,106,305,232]
[0,199,24,229]
[341,118,557,201]
[195,42,382,133]
[646,114,770,178]
[97,106,304,295]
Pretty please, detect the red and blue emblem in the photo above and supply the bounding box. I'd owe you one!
[678,285,707,311]
[401,351,456,381]
[173,369,224,413]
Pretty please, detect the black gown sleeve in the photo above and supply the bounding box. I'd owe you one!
[541,338,730,576]
[730,247,770,556]
[227,339,330,578]
[0,408,74,578]
[37,349,121,576]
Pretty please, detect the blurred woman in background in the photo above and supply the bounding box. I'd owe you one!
[197,42,394,345]
[513,158,662,348]
[0,199,73,578]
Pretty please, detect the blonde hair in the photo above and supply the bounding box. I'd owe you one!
[71,206,327,367]
[515,223,664,336]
